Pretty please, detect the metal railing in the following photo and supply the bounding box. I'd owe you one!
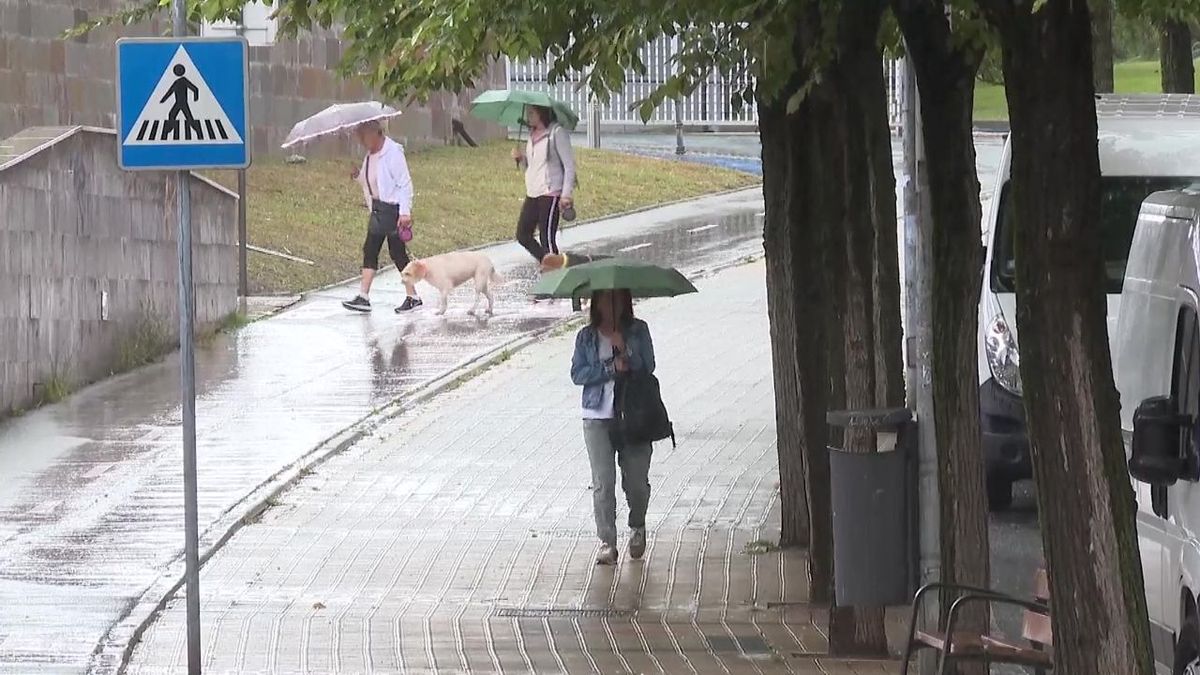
[506,42,905,129]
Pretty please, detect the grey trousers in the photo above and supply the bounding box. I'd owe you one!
[583,419,652,547]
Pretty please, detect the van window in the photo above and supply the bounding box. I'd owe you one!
[1173,306,1200,420]
[1158,305,1200,516]
[990,177,1197,294]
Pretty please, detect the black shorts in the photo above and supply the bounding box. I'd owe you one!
[362,200,410,270]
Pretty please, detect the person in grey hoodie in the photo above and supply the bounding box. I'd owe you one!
[511,105,576,262]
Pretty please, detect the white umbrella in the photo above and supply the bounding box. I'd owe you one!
[280,101,401,149]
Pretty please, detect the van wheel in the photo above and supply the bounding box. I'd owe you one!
[1175,616,1200,675]
[986,476,1013,511]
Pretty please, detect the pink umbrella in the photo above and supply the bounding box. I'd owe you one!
[280,101,401,149]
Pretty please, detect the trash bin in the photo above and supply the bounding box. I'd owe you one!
[827,407,915,607]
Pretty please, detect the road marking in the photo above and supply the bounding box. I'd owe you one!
[687,223,721,234]
[27,500,61,517]
[618,242,652,253]
[83,463,114,479]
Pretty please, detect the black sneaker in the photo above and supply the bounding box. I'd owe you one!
[394,296,423,313]
[342,295,371,312]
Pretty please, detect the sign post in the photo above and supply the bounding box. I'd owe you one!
[899,54,939,675]
[116,13,249,673]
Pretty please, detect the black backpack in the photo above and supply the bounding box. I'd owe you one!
[615,371,676,447]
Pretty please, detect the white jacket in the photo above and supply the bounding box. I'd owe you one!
[523,124,576,200]
[357,137,413,215]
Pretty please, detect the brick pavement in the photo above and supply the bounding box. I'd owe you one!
[127,262,904,674]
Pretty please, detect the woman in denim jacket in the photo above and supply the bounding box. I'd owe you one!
[570,290,655,565]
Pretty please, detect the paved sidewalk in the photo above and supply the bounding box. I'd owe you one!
[128,263,902,674]
[0,189,764,674]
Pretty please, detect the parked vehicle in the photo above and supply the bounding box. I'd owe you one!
[1115,186,1200,674]
[979,94,1200,509]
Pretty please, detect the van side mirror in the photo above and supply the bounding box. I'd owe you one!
[1129,396,1193,485]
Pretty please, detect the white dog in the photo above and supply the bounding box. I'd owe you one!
[400,252,501,316]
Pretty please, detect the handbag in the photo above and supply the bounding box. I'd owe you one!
[398,220,413,242]
[615,370,676,447]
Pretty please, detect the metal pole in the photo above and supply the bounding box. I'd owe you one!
[236,22,248,306]
[587,96,601,149]
[674,97,685,155]
[900,55,939,675]
[237,166,248,306]
[172,0,202,672]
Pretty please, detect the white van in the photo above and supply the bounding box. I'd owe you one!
[979,94,1200,509]
[1115,187,1200,673]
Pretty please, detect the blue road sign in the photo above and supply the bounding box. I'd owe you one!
[116,37,250,170]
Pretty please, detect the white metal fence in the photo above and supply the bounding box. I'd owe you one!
[507,41,905,128]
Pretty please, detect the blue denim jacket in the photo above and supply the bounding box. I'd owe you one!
[570,319,655,410]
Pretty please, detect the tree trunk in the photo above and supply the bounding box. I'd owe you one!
[891,3,991,669]
[980,0,1154,671]
[788,88,835,606]
[759,95,809,548]
[770,5,838,609]
[863,58,905,412]
[820,1,894,655]
[1091,0,1114,93]
[757,9,835,599]
[1161,19,1195,94]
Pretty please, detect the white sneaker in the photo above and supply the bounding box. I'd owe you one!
[629,528,647,560]
[596,542,618,566]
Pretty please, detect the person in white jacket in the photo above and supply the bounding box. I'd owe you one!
[511,105,576,262]
[342,120,422,313]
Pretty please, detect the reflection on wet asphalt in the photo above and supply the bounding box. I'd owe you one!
[0,189,764,673]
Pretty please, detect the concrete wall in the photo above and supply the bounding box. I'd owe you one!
[0,127,238,413]
[0,0,506,157]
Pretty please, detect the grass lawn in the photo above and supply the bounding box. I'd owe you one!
[214,143,758,295]
[975,59,1200,122]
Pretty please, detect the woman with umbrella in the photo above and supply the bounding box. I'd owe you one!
[343,119,423,313]
[549,258,696,565]
[512,104,577,263]
[470,91,579,264]
[279,103,422,313]
[571,288,654,566]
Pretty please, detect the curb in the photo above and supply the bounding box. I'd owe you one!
[93,233,765,675]
[92,316,577,675]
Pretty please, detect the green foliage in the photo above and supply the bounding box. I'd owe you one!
[71,0,813,121]
[67,0,986,124]
[39,370,73,405]
[1116,0,1197,24]
[979,44,1004,85]
[1114,14,1161,60]
[117,305,173,372]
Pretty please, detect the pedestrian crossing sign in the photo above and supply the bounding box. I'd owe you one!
[116,37,250,170]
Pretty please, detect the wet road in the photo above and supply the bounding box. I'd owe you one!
[0,190,764,674]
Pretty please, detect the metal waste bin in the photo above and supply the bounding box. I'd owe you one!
[827,407,915,607]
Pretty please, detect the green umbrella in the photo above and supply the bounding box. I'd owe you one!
[470,89,580,131]
[530,258,698,301]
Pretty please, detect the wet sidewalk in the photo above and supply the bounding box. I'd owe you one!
[0,188,765,674]
[126,262,903,674]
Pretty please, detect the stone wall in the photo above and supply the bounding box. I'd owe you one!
[0,0,506,158]
[0,126,238,414]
